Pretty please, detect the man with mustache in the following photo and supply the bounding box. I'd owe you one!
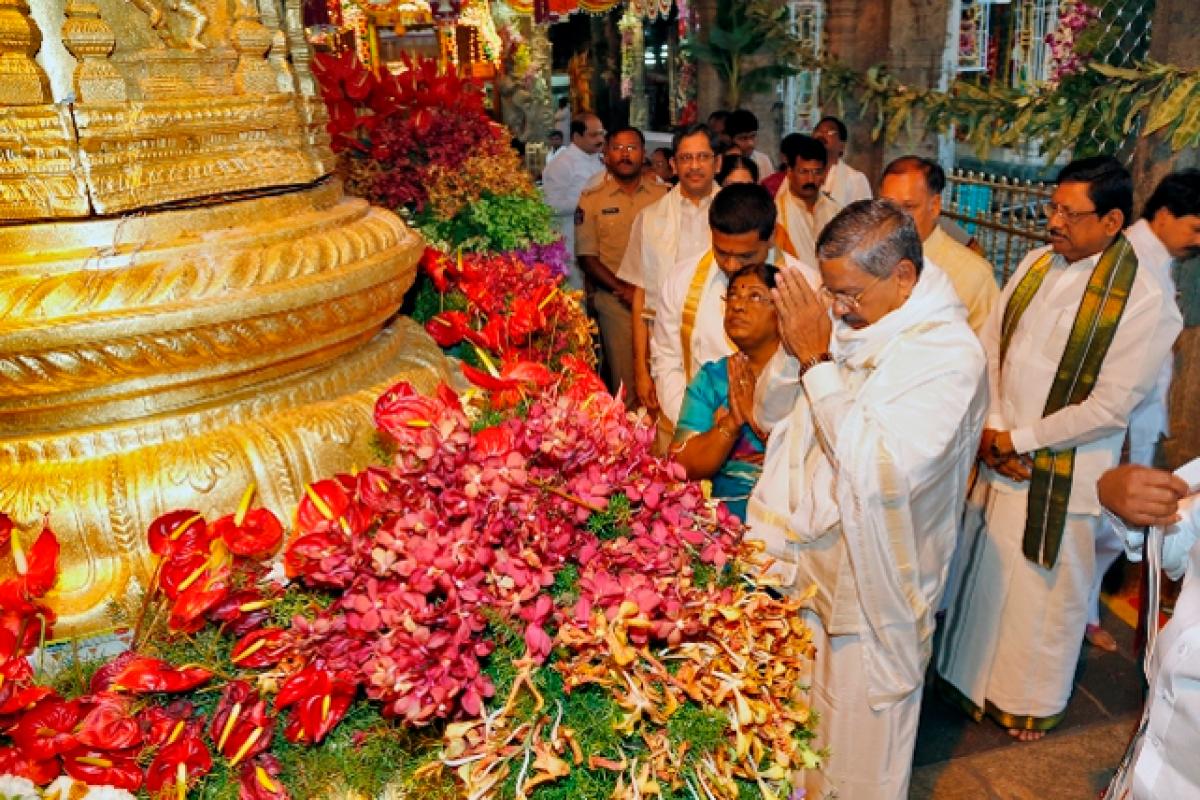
[651,183,818,428]
[576,127,669,405]
[1084,169,1200,652]
[774,133,840,268]
[747,199,987,799]
[937,157,1182,742]
[814,116,872,208]
[618,124,720,422]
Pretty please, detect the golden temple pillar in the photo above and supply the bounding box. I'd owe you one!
[0,0,449,636]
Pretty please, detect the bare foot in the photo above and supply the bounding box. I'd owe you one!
[1007,728,1046,742]
[1086,623,1119,652]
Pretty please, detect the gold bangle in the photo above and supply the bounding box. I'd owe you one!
[717,422,738,439]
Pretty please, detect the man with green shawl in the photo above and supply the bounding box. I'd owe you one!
[937,156,1182,740]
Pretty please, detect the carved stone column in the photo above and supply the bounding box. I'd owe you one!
[61,0,126,102]
[0,0,50,104]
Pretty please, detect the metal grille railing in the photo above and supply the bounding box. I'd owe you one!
[1075,0,1156,156]
[941,169,1054,284]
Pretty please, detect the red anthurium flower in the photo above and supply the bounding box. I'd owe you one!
[138,700,196,748]
[158,549,213,602]
[424,310,472,348]
[108,656,213,694]
[76,692,143,750]
[146,510,208,558]
[209,681,273,766]
[63,748,143,791]
[296,479,367,539]
[229,628,291,669]
[0,745,59,784]
[283,529,350,588]
[460,360,554,409]
[239,754,290,800]
[0,595,54,658]
[214,508,284,559]
[419,247,458,292]
[506,296,546,342]
[145,735,212,797]
[373,381,442,440]
[7,522,59,598]
[11,696,80,760]
[168,568,231,633]
[209,588,278,638]
[464,316,507,353]
[275,666,355,745]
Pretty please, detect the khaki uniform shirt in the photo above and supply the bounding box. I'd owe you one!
[575,174,669,271]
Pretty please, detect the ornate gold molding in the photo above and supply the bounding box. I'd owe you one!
[0,180,450,637]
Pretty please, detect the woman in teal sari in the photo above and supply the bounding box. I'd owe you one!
[671,263,782,520]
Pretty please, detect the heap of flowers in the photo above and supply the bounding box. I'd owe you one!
[411,246,593,374]
[0,371,819,799]
[314,52,555,254]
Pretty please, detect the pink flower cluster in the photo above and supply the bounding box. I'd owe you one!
[1045,0,1100,86]
[286,378,742,726]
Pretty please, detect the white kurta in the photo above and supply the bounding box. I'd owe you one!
[1107,491,1200,799]
[747,264,987,800]
[822,159,872,208]
[616,184,716,314]
[540,143,603,289]
[937,242,1182,724]
[776,189,840,267]
[651,251,816,424]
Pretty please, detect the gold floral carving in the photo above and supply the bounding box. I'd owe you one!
[0,0,338,218]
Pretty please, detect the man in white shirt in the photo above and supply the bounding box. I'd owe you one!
[1086,169,1200,651]
[814,115,872,207]
[774,133,840,267]
[879,155,999,335]
[748,199,987,800]
[619,123,720,415]
[724,108,774,186]
[651,183,817,426]
[1098,462,1200,800]
[937,157,1183,741]
[540,113,605,289]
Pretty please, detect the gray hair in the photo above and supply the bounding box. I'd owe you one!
[816,199,924,277]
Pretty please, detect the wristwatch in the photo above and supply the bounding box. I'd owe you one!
[799,352,834,377]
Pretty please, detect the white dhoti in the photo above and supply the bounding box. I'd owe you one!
[803,610,922,800]
[936,483,1098,726]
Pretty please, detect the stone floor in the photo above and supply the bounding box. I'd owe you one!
[910,603,1145,799]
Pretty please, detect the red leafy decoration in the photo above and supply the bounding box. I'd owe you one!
[108,656,213,694]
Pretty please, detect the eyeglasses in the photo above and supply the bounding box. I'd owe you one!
[608,143,642,154]
[1042,201,1098,224]
[675,152,715,165]
[792,167,825,178]
[819,274,883,310]
[722,291,774,306]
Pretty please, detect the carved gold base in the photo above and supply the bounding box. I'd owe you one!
[0,180,450,637]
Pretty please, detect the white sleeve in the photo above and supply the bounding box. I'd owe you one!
[651,271,689,424]
[616,212,646,288]
[852,169,872,202]
[1009,272,1182,455]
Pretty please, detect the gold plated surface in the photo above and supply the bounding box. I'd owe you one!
[1,181,451,637]
[3,0,330,218]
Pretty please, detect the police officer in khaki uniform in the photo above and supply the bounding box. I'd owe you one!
[576,126,668,405]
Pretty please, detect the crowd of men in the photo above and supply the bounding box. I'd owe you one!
[537,106,1200,800]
